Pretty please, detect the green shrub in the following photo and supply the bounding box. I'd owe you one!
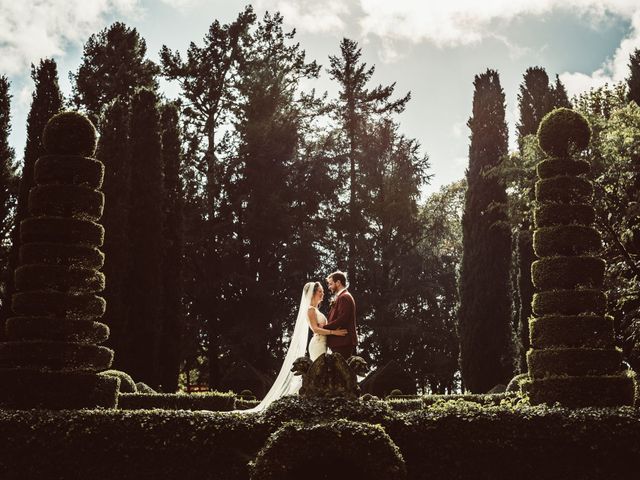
[527,347,623,378]
[19,242,104,269]
[5,316,109,344]
[20,217,104,247]
[532,289,606,316]
[34,155,104,189]
[28,185,104,221]
[506,373,529,392]
[530,314,614,349]
[118,391,236,411]
[0,340,113,371]
[262,395,394,426]
[250,419,406,480]
[12,291,106,320]
[537,107,591,157]
[101,369,137,393]
[535,175,593,204]
[236,398,260,410]
[422,393,520,407]
[135,382,156,393]
[536,158,590,178]
[533,203,595,227]
[531,256,605,289]
[0,369,119,409]
[42,111,98,157]
[533,225,601,257]
[15,264,105,293]
[387,398,424,412]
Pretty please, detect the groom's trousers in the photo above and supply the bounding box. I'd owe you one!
[330,345,355,359]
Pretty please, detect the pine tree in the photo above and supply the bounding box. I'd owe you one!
[327,38,410,286]
[0,77,17,341]
[628,48,640,106]
[158,101,184,392]
[0,60,63,326]
[459,69,514,393]
[125,88,165,388]
[97,98,131,372]
[72,22,159,122]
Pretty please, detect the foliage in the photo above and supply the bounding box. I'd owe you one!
[118,391,236,411]
[537,107,591,157]
[42,111,97,157]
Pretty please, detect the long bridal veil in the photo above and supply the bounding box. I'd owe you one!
[239,282,315,413]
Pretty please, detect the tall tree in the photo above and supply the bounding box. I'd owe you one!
[160,6,255,388]
[125,88,165,388]
[159,101,185,392]
[0,60,63,326]
[0,76,17,341]
[327,38,410,286]
[458,69,514,393]
[72,22,159,122]
[97,98,132,372]
[551,74,571,109]
[627,48,640,106]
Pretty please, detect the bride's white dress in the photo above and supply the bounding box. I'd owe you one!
[308,306,327,361]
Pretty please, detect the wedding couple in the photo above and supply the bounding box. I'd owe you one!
[242,271,358,413]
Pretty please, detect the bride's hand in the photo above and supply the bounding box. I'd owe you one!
[335,329,348,336]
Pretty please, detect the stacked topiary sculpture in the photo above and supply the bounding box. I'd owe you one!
[0,111,119,409]
[524,107,636,407]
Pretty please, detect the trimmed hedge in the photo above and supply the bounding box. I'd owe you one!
[535,175,593,203]
[0,368,119,409]
[530,314,615,349]
[15,264,105,293]
[536,158,590,178]
[118,391,237,411]
[34,155,104,189]
[0,340,113,371]
[12,291,106,319]
[101,369,137,393]
[0,404,639,479]
[250,420,406,480]
[42,111,98,157]
[19,242,104,269]
[522,371,636,408]
[533,203,595,227]
[537,107,591,157]
[28,184,104,221]
[533,225,601,257]
[531,256,605,289]
[532,289,606,316]
[5,316,109,344]
[20,217,104,247]
[422,393,520,406]
[527,347,623,378]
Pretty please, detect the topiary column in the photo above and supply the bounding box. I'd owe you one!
[524,107,636,407]
[0,111,120,409]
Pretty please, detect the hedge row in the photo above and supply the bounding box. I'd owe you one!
[1,402,639,479]
[5,316,109,344]
[118,392,237,411]
[529,314,614,349]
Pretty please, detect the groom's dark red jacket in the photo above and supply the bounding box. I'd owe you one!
[324,289,358,349]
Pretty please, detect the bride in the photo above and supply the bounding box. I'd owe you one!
[240,281,347,413]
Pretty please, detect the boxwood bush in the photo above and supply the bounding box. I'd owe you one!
[118,391,237,411]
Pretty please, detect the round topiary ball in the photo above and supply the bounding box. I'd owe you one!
[537,108,591,157]
[42,111,98,157]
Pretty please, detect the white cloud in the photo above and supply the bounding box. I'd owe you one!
[255,0,350,34]
[560,10,640,96]
[0,0,142,75]
[158,0,204,10]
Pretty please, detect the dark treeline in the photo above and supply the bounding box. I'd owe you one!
[0,5,638,394]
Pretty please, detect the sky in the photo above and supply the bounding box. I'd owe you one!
[1,0,639,195]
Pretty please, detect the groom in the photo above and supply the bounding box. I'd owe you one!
[323,271,358,359]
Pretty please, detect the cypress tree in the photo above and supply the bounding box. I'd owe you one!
[0,77,17,341]
[158,102,184,392]
[1,60,63,326]
[551,74,571,109]
[125,88,165,388]
[459,69,514,393]
[628,48,640,106]
[96,98,131,372]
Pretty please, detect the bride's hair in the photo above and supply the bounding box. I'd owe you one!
[303,281,323,297]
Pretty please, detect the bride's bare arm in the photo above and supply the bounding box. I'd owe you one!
[307,308,348,336]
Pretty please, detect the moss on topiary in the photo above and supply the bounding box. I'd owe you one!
[42,111,98,157]
[529,314,614,349]
[19,243,104,269]
[533,225,601,257]
[100,370,137,393]
[20,217,104,247]
[0,340,113,372]
[533,203,595,228]
[34,155,104,189]
[535,175,594,203]
[527,347,622,378]
[537,108,591,157]
[28,184,104,221]
[12,291,106,319]
[15,264,105,293]
[532,289,606,316]
[531,256,605,290]
[536,158,590,178]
